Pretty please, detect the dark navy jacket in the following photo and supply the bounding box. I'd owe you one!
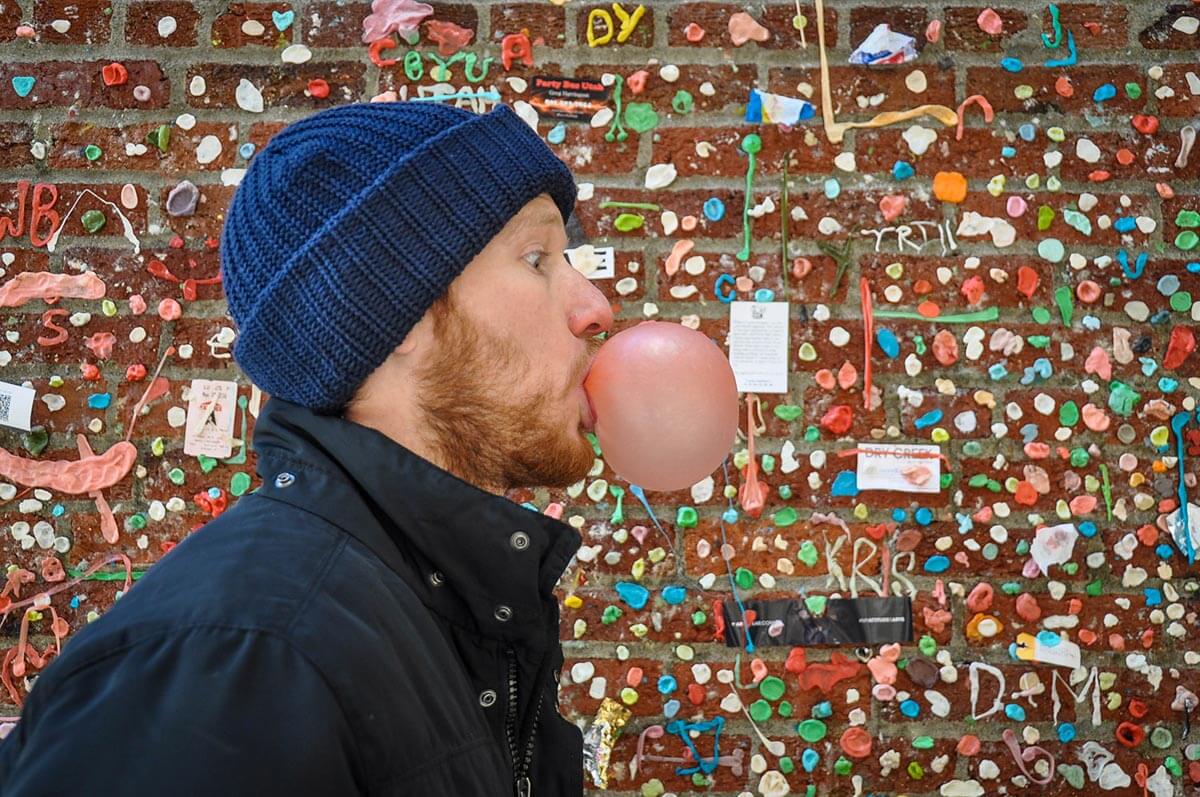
[0,397,585,796]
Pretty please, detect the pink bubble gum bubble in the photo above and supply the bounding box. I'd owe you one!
[583,321,738,492]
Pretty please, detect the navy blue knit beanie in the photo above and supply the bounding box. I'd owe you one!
[220,101,577,414]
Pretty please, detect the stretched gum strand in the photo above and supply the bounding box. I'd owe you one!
[0,552,133,711]
[736,134,761,262]
[780,153,792,297]
[955,95,995,140]
[872,306,1000,323]
[1171,412,1194,564]
[1001,728,1054,786]
[45,188,141,255]
[860,276,873,410]
[0,346,173,494]
[604,73,627,142]
[0,271,106,308]
[0,442,136,494]
[633,725,744,777]
[76,435,119,544]
[736,395,767,518]
[1041,2,1062,48]
[1045,29,1076,67]
[717,457,754,654]
[813,0,957,144]
[10,604,65,679]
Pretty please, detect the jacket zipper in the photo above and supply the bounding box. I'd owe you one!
[505,645,544,797]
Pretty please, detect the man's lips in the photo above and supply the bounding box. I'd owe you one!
[578,352,599,432]
[578,386,597,432]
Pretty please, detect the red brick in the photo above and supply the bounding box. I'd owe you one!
[855,128,1044,179]
[0,61,169,109]
[666,3,838,50]
[185,62,366,110]
[0,124,35,169]
[154,184,236,241]
[124,1,201,46]
[849,6,927,52]
[1047,3,1129,49]
[0,2,22,42]
[378,55,554,104]
[84,247,226,304]
[966,65,1144,116]
[554,124,638,178]
[302,2,368,47]
[33,0,112,45]
[1157,64,1200,118]
[653,125,840,178]
[7,305,154,368]
[319,1,475,49]
[48,122,238,172]
[47,182,151,240]
[606,730,757,792]
[861,254,1050,310]
[490,3,566,47]
[304,2,477,48]
[597,62,753,114]
[942,6,1029,51]
[766,65,956,117]
[425,3,479,33]
[211,3,297,48]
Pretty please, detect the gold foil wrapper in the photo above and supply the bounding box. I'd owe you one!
[582,697,631,788]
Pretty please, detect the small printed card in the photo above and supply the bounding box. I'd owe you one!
[183,379,238,459]
[0,380,36,432]
[854,443,941,493]
[565,244,615,280]
[728,301,789,394]
[528,76,610,122]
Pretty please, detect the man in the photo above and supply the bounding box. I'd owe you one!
[0,101,613,795]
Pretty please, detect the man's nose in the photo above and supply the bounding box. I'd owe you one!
[567,271,614,339]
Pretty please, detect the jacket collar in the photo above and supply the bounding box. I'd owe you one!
[248,397,581,647]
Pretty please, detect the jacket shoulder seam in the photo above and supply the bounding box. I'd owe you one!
[283,524,348,636]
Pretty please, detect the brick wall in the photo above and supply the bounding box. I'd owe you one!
[1,0,1199,794]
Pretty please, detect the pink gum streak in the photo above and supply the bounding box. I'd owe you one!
[0,271,106,308]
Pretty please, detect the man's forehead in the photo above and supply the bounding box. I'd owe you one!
[504,205,565,238]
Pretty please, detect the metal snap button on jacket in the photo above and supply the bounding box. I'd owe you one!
[494,605,513,622]
[274,472,295,488]
[510,531,530,550]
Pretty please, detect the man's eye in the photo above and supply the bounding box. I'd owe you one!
[522,251,545,269]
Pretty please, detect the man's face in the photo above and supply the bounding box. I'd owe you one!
[410,193,613,491]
